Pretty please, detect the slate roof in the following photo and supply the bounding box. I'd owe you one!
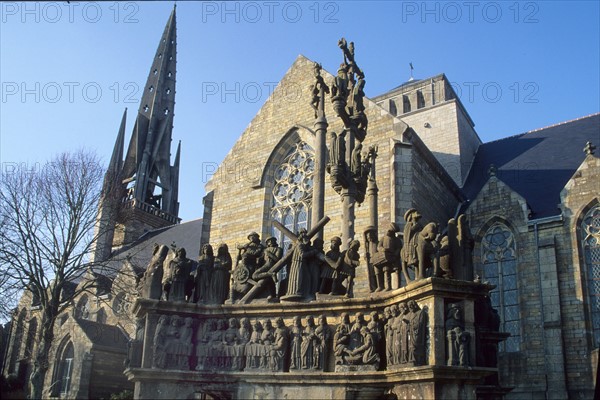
[76,318,129,350]
[119,218,204,271]
[462,113,600,219]
[97,218,204,278]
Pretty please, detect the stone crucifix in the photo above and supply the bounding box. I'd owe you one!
[326,38,369,250]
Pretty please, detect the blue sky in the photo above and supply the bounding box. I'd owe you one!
[1,1,599,223]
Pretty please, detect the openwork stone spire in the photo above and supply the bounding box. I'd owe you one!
[121,6,179,216]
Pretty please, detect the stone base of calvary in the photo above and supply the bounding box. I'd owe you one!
[125,39,509,400]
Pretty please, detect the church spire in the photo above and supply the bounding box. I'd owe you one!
[121,6,179,216]
[103,108,126,193]
[93,8,181,256]
[91,108,128,263]
[169,140,181,216]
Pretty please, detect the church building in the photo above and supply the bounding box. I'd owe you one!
[2,6,598,399]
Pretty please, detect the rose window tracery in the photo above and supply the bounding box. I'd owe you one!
[271,141,315,256]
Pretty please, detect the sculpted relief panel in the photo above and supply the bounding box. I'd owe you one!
[148,304,430,373]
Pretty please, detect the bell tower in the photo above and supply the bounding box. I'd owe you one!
[92,6,180,262]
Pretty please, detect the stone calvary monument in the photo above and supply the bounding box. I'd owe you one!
[124,39,508,399]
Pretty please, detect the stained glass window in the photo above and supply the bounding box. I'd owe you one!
[582,205,600,346]
[481,223,521,352]
[271,141,315,279]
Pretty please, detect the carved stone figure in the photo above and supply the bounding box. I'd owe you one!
[334,313,352,365]
[208,243,232,304]
[383,307,393,368]
[152,315,169,369]
[363,226,379,292]
[195,244,214,303]
[252,237,282,300]
[328,131,345,170]
[438,235,452,279]
[176,317,193,370]
[327,131,349,193]
[370,224,402,291]
[270,318,289,371]
[319,236,342,294]
[231,232,265,301]
[141,244,169,300]
[400,208,422,278]
[347,327,380,368]
[407,300,427,366]
[388,305,400,366]
[168,248,193,302]
[331,240,360,297]
[300,316,318,370]
[289,316,304,370]
[446,304,471,367]
[368,311,384,369]
[209,319,226,369]
[260,319,275,369]
[223,318,244,370]
[306,238,325,300]
[245,319,263,369]
[331,63,349,101]
[315,315,332,371]
[351,142,362,178]
[239,317,251,345]
[350,312,367,350]
[311,62,330,118]
[165,315,182,369]
[398,302,410,365]
[237,232,265,274]
[285,229,318,300]
[401,212,440,283]
[195,319,215,371]
[416,222,440,279]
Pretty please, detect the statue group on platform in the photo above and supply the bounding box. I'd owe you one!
[138,242,233,305]
[363,209,475,293]
[138,208,476,304]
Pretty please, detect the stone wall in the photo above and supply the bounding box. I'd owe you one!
[466,162,600,399]
[559,154,600,399]
[373,74,481,186]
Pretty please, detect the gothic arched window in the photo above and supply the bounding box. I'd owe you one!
[481,223,521,352]
[582,205,600,345]
[8,309,26,373]
[57,342,74,396]
[75,295,90,320]
[24,318,38,359]
[271,141,315,255]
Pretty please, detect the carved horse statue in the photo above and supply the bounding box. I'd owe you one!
[401,222,440,283]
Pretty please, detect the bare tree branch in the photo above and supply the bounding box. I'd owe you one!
[0,149,130,399]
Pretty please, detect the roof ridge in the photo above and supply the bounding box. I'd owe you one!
[523,112,600,134]
[483,112,600,145]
